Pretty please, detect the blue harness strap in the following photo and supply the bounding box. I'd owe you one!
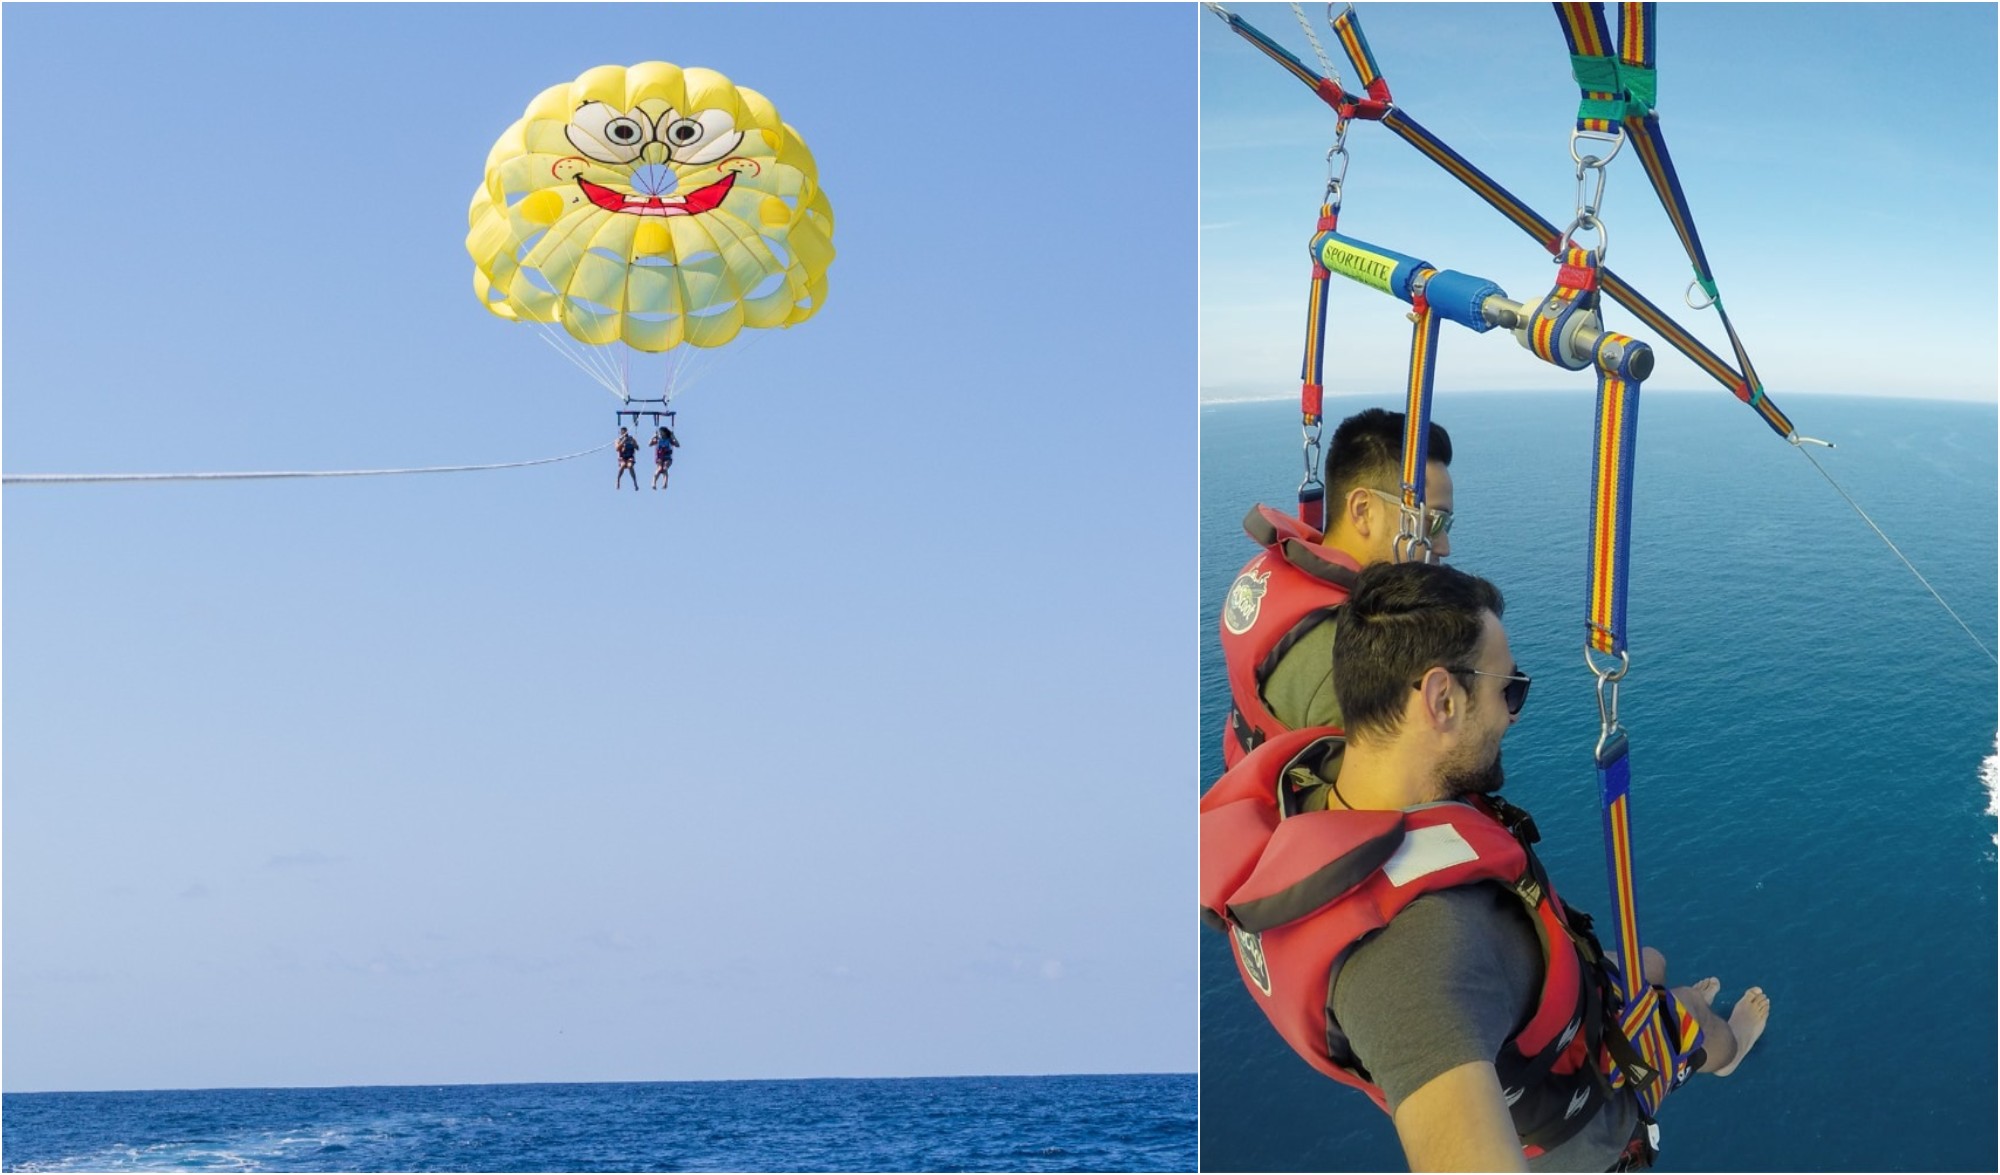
[1584,331,1704,1120]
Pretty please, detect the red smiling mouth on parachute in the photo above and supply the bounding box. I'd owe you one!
[577,173,737,217]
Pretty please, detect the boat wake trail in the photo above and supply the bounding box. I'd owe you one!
[1982,731,1998,850]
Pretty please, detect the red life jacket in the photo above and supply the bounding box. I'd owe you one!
[1219,505,1362,769]
[1200,726,1643,1157]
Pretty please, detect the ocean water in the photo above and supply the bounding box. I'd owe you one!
[0,1073,1195,1172]
[1199,393,1998,1173]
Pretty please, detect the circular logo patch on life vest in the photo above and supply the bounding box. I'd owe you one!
[1222,570,1271,636]
[1231,924,1272,996]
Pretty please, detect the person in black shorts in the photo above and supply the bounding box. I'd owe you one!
[615,427,639,491]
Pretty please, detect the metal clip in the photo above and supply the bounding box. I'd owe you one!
[1573,158,1609,224]
[1325,141,1350,203]
[1392,500,1436,564]
[1585,646,1631,762]
[1393,530,1436,564]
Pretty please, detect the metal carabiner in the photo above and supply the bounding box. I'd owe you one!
[1584,645,1630,717]
[1325,142,1351,201]
[1392,500,1436,564]
[1573,159,1609,222]
[1684,278,1717,310]
[1394,530,1437,564]
[1586,646,1630,762]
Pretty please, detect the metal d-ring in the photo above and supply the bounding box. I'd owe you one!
[1569,127,1626,168]
[1556,213,1609,263]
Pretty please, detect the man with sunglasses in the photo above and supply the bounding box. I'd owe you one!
[1201,561,1770,1172]
[1219,408,1457,769]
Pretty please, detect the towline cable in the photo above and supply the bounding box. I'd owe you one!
[1794,444,1997,665]
[2,442,614,486]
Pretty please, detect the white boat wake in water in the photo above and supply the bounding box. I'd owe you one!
[1983,732,1999,849]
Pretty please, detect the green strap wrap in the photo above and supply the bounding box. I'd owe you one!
[1622,67,1657,117]
[1569,56,1657,123]
[1571,53,1622,92]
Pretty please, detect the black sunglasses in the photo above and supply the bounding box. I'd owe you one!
[1412,665,1533,715]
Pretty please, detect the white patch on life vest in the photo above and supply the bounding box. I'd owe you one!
[1222,570,1271,635]
[1557,1017,1580,1051]
[1502,1085,1524,1107]
[1231,924,1272,996]
[1380,823,1479,888]
[1565,1086,1591,1119]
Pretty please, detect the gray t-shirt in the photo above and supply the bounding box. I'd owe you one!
[1262,616,1342,733]
[1332,883,1638,1172]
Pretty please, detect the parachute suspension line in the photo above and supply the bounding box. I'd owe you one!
[529,306,610,396]
[549,300,632,400]
[535,321,625,400]
[3,442,616,485]
[661,326,777,405]
[1792,443,1997,665]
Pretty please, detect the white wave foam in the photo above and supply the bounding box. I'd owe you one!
[1982,731,1999,848]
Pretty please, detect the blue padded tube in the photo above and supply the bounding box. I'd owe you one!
[1419,269,1504,333]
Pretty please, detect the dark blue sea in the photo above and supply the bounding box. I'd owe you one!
[1200,393,1999,1172]
[0,1074,1195,1172]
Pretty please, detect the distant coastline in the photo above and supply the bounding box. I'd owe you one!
[1199,386,2000,406]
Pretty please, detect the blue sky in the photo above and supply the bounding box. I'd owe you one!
[1202,3,1999,403]
[3,4,1197,1092]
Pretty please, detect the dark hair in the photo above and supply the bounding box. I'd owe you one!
[1334,561,1503,742]
[1325,408,1453,502]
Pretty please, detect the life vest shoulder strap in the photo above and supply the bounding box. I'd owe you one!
[1243,504,1363,590]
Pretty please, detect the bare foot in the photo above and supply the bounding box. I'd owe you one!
[1712,987,1770,1077]
[1690,977,1720,1005]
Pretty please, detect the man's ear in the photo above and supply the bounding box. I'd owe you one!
[1412,665,1456,730]
[1344,486,1376,538]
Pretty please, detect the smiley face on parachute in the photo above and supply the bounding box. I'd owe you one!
[468,62,834,352]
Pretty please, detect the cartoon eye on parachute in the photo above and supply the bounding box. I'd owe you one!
[467,62,833,429]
